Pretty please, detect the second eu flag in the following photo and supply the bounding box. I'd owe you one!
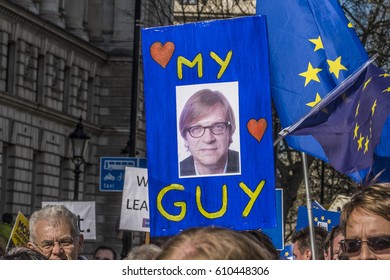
[257,0,368,163]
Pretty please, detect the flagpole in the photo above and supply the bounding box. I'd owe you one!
[301,152,317,260]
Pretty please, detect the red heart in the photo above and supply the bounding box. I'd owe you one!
[150,42,175,68]
[247,119,267,142]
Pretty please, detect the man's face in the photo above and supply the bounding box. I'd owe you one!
[329,233,344,260]
[184,104,231,175]
[345,208,390,260]
[28,219,83,260]
[292,241,311,260]
[94,249,115,260]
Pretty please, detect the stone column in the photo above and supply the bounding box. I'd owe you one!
[38,0,65,28]
[64,0,89,41]
[87,0,103,42]
[10,0,38,14]
[111,0,132,51]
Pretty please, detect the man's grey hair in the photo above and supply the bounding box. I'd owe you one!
[29,204,80,241]
[125,244,162,260]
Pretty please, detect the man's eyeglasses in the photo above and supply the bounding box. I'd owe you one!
[32,237,76,254]
[339,235,390,254]
[187,122,231,138]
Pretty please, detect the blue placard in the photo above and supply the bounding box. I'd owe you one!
[279,244,294,260]
[142,16,276,236]
[296,206,341,232]
[99,157,147,191]
[262,189,284,250]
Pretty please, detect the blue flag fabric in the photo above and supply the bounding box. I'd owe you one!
[279,244,294,260]
[257,1,368,164]
[296,206,341,232]
[312,200,325,210]
[287,62,390,176]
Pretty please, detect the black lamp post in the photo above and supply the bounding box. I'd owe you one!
[69,116,90,201]
[120,0,142,258]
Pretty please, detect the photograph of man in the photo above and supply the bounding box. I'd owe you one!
[178,88,240,177]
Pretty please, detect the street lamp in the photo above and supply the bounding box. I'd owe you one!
[120,140,131,156]
[69,116,90,200]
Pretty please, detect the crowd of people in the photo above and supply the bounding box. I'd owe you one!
[0,182,389,260]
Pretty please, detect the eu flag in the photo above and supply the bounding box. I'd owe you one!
[285,62,390,178]
[257,1,368,162]
[279,244,294,260]
[296,206,341,232]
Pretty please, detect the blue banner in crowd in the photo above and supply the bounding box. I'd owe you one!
[262,189,284,250]
[279,244,294,260]
[296,206,341,232]
[142,16,276,236]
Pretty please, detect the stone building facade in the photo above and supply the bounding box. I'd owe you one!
[0,0,160,258]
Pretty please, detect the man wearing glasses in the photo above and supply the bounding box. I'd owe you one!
[340,182,390,260]
[27,205,84,260]
[178,89,240,177]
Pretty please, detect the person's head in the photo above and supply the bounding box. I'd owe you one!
[156,226,276,260]
[324,225,345,260]
[340,182,390,260]
[0,238,6,257]
[2,213,13,224]
[1,246,48,260]
[126,244,162,260]
[292,226,328,260]
[179,89,236,175]
[243,230,279,259]
[28,205,84,260]
[93,245,117,260]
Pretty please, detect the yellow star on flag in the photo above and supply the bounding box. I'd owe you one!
[372,100,377,116]
[309,36,324,52]
[357,133,364,150]
[383,87,390,93]
[306,93,322,107]
[321,216,325,221]
[314,217,318,222]
[327,56,347,79]
[379,73,390,78]
[354,122,359,139]
[327,219,331,224]
[363,77,372,90]
[355,102,360,117]
[348,22,353,28]
[285,251,289,257]
[364,136,370,154]
[299,62,322,86]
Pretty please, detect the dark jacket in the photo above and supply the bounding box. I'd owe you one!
[179,149,239,176]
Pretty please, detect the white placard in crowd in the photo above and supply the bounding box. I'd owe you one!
[41,201,96,239]
[119,167,149,232]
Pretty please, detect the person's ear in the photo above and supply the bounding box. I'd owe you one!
[305,249,312,260]
[324,250,329,260]
[27,242,34,250]
[77,234,84,251]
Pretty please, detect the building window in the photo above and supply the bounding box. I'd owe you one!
[180,0,198,4]
[0,145,9,213]
[6,41,16,93]
[63,66,70,113]
[36,54,45,103]
[87,77,95,122]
